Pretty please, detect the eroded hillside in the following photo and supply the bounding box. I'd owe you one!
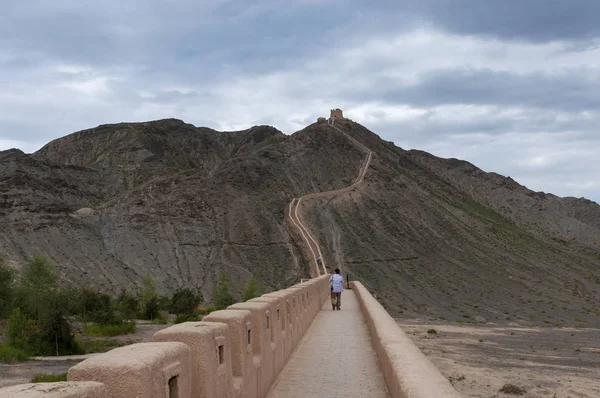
[2,117,600,326]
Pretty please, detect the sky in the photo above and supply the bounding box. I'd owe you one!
[1,1,600,202]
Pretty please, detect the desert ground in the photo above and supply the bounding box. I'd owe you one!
[398,319,600,398]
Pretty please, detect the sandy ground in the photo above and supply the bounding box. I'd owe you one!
[0,324,168,388]
[397,319,600,398]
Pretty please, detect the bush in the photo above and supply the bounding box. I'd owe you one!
[0,344,30,363]
[151,311,168,325]
[499,384,526,395]
[80,339,132,354]
[170,288,200,315]
[174,313,201,324]
[197,306,216,315]
[427,329,437,334]
[31,373,68,383]
[85,322,136,337]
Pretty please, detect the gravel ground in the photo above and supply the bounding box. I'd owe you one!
[397,319,600,398]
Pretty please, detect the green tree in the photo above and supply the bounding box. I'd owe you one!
[6,308,39,352]
[170,288,200,315]
[15,256,58,320]
[157,295,171,311]
[138,274,159,320]
[12,257,79,355]
[139,274,157,303]
[78,289,117,325]
[144,296,159,321]
[117,289,139,321]
[0,257,15,318]
[242,275,260,302]
[212,275,235,310]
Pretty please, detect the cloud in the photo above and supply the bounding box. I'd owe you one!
[397,0,600,43]
[1,1,600,202]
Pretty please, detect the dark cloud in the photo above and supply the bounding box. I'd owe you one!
[376,68,600,111]
[398,0,600,42]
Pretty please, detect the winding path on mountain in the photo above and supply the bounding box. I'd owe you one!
[287,120,373,278]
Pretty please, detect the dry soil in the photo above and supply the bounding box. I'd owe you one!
[398,319,600,398]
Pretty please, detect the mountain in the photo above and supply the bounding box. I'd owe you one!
[1,117,599,327]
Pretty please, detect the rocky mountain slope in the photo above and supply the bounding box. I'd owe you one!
[1,117,599,326]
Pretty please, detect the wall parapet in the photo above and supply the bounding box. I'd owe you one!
[0,275,330,398]
[351,281,462,398]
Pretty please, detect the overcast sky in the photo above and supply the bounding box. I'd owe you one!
[1,1,599,202]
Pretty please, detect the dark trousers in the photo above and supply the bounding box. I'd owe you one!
[331,292,341,310]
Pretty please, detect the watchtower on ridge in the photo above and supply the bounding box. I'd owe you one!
[330,109,343,120]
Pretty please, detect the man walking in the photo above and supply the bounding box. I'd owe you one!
[330,268,343,310]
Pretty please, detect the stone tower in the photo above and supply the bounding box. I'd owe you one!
[330,108,343,120]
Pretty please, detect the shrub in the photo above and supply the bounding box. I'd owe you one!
[427,329,437,334]
[151,311,168,325]
[170,288,200,315]
[499,384,526,395]
[85,322,136,337]
[0,344,30,363]
[197,306,216,315]
[81,339,132,354]
[31,373,68,383]
[174,313,201,324]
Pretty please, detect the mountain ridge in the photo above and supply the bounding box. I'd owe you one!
[1,117,599,326]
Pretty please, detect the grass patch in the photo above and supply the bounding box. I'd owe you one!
[85,322,136,337]
[80,339,133,354]
[0,344,30,363]
[174,313,201,324]
[499,383,526,395]
[31,373,68,383]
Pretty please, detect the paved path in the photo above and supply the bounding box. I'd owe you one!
[266,291,390,398]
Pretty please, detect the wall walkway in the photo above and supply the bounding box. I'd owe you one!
[266,290,389,398]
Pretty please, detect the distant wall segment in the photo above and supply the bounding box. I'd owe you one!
[0,276,330,398]
[352,281,462,398]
